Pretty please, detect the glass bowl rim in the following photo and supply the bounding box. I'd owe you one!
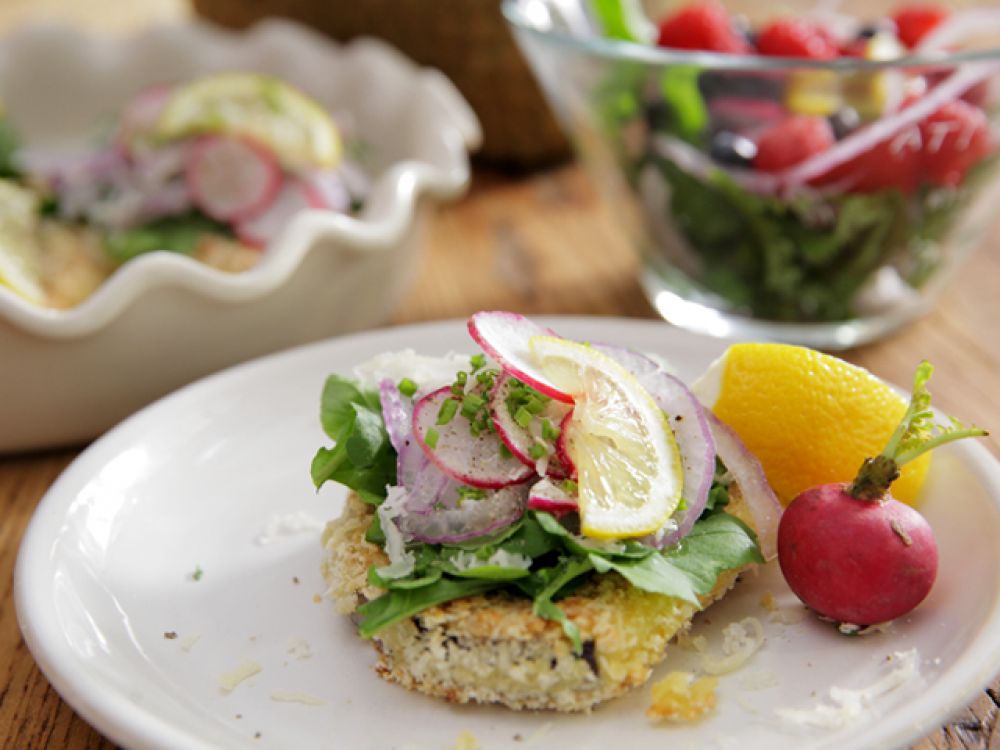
[501,0,1000,72]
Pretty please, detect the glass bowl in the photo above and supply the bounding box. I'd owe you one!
[502,0,1000,348]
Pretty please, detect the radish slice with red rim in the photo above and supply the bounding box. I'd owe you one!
[467,311,573,403]
[490,373,572,479]
[706,413,781,561]
[413,386,535,489]
[185,135,283,223]
[554,411,577,479]
[234,178,313,248]
[401,483,529,543]
[528,477,578,514]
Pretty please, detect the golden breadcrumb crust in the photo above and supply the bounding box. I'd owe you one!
[321,487,757,712]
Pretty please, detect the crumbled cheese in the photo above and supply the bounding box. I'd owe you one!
[700,617,765,675]
[218,661,262,694]
[287,638,312,660]
[448,548,531,572]
[376,486,415,579]
[776,648,922,729]
[838,621,894,636]
[647,671,718,721]
[255,511,325,545]
[769,605,807,625]
[180,635,201,652]
[270,691,325,706]
[353,350,471,392]
[449,730,481,750]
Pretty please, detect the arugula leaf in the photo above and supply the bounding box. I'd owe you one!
[103,212,229,263]
[664,513,763,595]
[0,118,21,179]
[534,511,653,560]
[311,375,395,499]
[368,565,443,590]
[516,556,594,654]
[589,552,699,604]
[355,578,501,638]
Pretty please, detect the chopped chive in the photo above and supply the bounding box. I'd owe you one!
[541,418,561,442]
[499,442,513,460]
[451,383,465,396]
[425,428,440,449]
[470,353,486,370]
[456,371,468,386]
[515,406,533,428]
[525,397,546,415]
[191,565,204,581]
[457,486,486,502]
[561,479,578,495]
[397,378,418,397]
[676,496,688,512]
[437,398,459,425]
[528,444,548,460]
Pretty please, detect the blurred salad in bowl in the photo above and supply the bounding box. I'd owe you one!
[0,72,370,309]
[505,0,1000,347]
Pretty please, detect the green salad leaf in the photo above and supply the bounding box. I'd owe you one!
[311,375,395,503]
[103,212,230,263]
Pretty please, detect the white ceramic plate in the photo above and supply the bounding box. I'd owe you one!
[15,317,1000,750]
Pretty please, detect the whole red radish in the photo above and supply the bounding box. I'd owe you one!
[778,362,988,626]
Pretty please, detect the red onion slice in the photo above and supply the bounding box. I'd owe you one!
[401,483,529,543]
[413,386,535,489]
[706,413,781,561]
[528,477,578,513]
[916,9,1000,53]
[378,378,413,456]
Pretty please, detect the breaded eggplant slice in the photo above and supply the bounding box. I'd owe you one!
[321,487,758,712]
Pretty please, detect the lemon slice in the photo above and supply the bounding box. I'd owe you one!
[0,179,45,305]
[529,336,683,539]
[154,73,342,169]
[693,343,928,507]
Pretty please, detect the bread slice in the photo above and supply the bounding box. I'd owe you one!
[321,487,757,712]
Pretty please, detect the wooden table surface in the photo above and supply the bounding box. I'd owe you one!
[2,3,1000,750]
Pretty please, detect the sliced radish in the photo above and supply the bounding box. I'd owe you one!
[400,483,529,544]
[467,311,573,403]
[490,373,573,478]
[554,411,577,479]
[707,413,781,561]
[528,477,578,513]
[301,169,351,213]
[412,386,535,489]
[186,135,283,223]
[234,179,314,248]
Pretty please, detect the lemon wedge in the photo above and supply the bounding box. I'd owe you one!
[0,179,45,305]
[154,72,342,169]
[692,343,927,507]
[529,336,683,539]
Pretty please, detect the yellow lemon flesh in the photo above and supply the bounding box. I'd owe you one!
[0,179,45,305]
[693,343,929,507]
[530,336,683,539]
[154,72,342,169]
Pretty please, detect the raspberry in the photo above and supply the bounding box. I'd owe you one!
[657,1,750,54]
[756,19,839,59]
[753,116,835,173]
[920,99,992,187]
[892,4,949,49]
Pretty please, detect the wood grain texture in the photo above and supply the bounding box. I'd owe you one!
[1,1,999,748]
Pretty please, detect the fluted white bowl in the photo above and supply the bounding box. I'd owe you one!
[0,19,480,452]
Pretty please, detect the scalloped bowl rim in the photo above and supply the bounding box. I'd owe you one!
[0,20,482,340]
